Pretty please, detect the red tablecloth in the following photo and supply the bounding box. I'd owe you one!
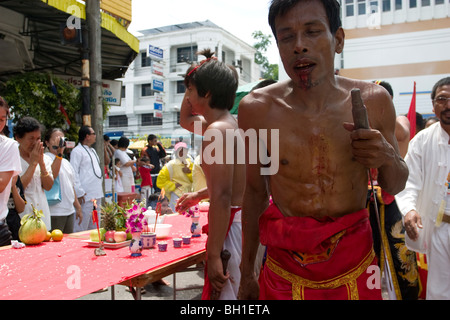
[0,213,207,300]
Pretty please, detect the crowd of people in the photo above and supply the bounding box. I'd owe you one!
[0,103,185,241]
[1,0,450,301]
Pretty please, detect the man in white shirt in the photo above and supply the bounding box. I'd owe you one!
[0,97,21,246]
[70,126,103,232]
[396,76,450,300]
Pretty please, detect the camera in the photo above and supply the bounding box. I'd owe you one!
[52,137,75,149]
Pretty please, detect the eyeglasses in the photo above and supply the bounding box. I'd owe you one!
[87,132,96,135]
[433,96,450,106]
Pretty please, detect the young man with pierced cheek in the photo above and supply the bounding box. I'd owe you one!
[238,0,408,300]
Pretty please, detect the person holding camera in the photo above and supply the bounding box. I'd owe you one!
[44,128,82,233]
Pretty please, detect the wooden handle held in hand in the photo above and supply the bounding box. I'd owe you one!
[351,88,369,130]
[210,249,232,300]
[221,249,231,276]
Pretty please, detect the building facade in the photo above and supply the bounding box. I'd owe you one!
[105,20,260,146]
[279,0,450,116]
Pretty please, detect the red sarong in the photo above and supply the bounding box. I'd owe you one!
[258,204,381,300]
[201,207,241,300]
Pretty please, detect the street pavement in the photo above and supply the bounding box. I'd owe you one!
[76,264,204,300]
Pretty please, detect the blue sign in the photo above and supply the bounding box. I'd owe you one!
[154,103,163,111]
[148,45,163,60]
[153,79,164,92]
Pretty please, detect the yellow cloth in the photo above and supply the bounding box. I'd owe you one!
[156,158,193,200]
[192,155,207,192]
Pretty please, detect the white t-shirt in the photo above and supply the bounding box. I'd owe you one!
[20,154,53,230]
[0,136,22,220]
[114,149,133,178]
[70,143,103,201]
[45,152,76,217]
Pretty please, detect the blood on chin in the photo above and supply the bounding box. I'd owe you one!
[294,74,316,90]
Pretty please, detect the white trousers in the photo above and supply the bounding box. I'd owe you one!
[219,209,242,300]
[121,175,134,193]
[73,197,102,233]
[427,223,450,300]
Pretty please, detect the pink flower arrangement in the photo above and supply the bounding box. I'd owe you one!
[126,201,148,233]
[181,205,199,218]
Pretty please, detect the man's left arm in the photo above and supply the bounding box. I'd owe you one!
[345,86,409,195]
[204,124,234,295]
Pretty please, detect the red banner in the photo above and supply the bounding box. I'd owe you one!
[407,82,417,140]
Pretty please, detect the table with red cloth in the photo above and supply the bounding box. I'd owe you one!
[0,213,207,300]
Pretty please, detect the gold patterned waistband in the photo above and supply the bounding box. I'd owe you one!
[266,249,376,300]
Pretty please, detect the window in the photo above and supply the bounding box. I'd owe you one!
[177,80,186,94]
[410,0,417,8]
[177,112,181,125]
[141,51,151,67]
[421,0,430,5]
[395,0,402,10]
[358,0,366,14]
[177,46,198,63]
[435,0,444,4]
[346,0,354,16]
[109,115,128,128]
[141,83,153,96]
[121,85,125,99]
[382,0,391,11]
[142,113,162,126]
[370,0,379,12]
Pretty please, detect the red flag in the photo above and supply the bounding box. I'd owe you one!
[407,82,417,140]
[58,101,71,126]
[50,77,71,128]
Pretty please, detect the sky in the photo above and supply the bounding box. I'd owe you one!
[127,0,280,64]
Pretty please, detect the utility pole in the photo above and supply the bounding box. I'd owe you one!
[86,0,105,200]
[81,25,90,127]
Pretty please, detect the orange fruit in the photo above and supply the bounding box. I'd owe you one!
[44,231,52,242]
[51,229,64,241]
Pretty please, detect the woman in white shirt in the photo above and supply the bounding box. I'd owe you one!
[114,136,136,193]
[44,128,82,233]
[13,117,53,230]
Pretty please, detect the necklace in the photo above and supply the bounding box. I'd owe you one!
[81,144,103,179]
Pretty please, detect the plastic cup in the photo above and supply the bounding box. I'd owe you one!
[158,242,167,252]
[173,238,182,248]
[182,235,191,245]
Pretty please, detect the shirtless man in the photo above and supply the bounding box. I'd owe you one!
[179,49,245,299]
[238,0,408,300]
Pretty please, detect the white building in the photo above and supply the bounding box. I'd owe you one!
[279,0,450,117]
[105,20,260,145]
